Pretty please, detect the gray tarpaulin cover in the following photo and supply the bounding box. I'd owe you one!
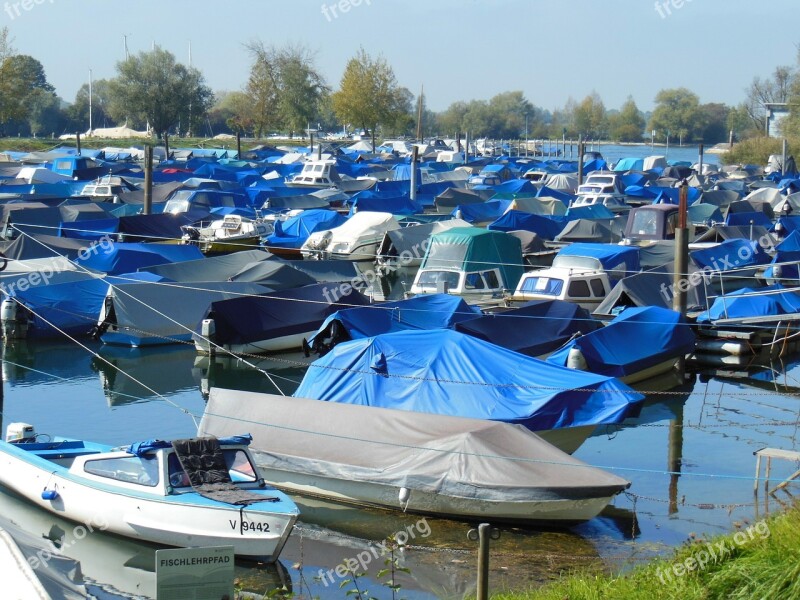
[200,389,630,504]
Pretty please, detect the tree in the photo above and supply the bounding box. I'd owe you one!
[572,92,607,138]
[28,89,66,137]
[7,54,53,93]
[436,101,468,137]
[275,44,328,137]
[698,102,730,144]
[727,103,758,141]
[240,41,280,138]
[648,88,704,142]
[66,79,112,132]
[486,91,535,138]
[107,47,213,138]
[608,96,645,142]
[0,28,37,135]
[742,66,795,133]
[332,48,407,147]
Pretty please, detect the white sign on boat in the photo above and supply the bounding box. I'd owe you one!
[155,545,234,600]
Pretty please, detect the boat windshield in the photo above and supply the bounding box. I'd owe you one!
[167,448,257,488]
[84,455,160,487]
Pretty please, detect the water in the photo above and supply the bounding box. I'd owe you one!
[2,336,799,599]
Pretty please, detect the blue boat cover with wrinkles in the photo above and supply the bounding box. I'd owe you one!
[307,294,481,348]
[697,284,800,323]
[487,210,569,239]
[199,284,370,345]
[74,242,204,274]
[546,306,696,378]
[267,209,347,249]
[294,329,644,431]
[690,238,770,271]
[454,299,600,357]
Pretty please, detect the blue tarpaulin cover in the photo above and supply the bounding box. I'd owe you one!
[487,210,569,240]
[294,329,643,431]
[690,238,770,271]
[308,294,481,349]
[697,284,800,323]
[450,200,511,223]
[266,209,346,250]
[547,306,696,378]
[454,299,600,357]
[555,243,640,275]
[74,242,203,274]
[197,283,370,346]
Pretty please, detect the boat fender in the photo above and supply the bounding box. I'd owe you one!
[41,489,59,501]
[399,487,410,512]
[567,347,588,371]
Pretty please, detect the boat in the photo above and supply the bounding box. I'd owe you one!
[410,227,524,301]
[546,306,696,384]
[200,389,632,525]
[508,243,639,310]
[286,159,375,193]
[294,328,644,454]
[194,283,370,356]
[301,211,401,261]
[0,424,299,561]
[181,214,273,254]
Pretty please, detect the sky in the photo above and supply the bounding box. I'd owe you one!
[3,0,797,115]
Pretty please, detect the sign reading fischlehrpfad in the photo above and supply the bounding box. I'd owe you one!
[155,545,234,600]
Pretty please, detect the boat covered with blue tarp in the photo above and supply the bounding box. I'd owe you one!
[547,306,696,381]
[454,299,600,357]
[307,294,481,354]
[294,329,644,432]
[696,284,800,324]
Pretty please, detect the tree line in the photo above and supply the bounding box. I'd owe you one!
[0,26,796,145]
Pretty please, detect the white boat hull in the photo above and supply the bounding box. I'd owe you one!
[195,331,311,356]
[0,442,297,561]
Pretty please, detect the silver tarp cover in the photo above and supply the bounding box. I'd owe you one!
[200,388,630,503]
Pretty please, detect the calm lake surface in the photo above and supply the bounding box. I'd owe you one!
[4,143,787,599]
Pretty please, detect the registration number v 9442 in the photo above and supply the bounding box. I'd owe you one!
[229,520,271,533]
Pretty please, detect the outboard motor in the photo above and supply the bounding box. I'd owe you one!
[197,318,216,355]
[1,299,29,340]
[6,422,35,443]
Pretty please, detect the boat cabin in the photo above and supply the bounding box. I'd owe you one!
[289,160,342,187]
[622,204,695,245]
[411,227,524,298]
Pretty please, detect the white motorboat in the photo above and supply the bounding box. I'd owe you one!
[301,211,401,261]
[0,424,298,561]
[181,214,273,254]
[200,389,631,525]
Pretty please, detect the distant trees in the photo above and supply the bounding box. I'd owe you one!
[107,47,213,138]
[647,88,705,143]
[332,48,410,146]
[607,96,645,142]
[572,92,607,139]
[0,30,43,135]
[436,92,535,139]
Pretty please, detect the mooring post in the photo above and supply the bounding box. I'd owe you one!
[76,132,81,156]
[577,135,584,186]
[236,131,242,160]
[410,145,418,202]
[143,145,153,216]
[672,180,689,317]
[468,522,498,600]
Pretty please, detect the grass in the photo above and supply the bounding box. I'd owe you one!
[493,505,800,600]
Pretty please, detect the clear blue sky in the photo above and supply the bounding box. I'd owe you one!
[4,0,797,113]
